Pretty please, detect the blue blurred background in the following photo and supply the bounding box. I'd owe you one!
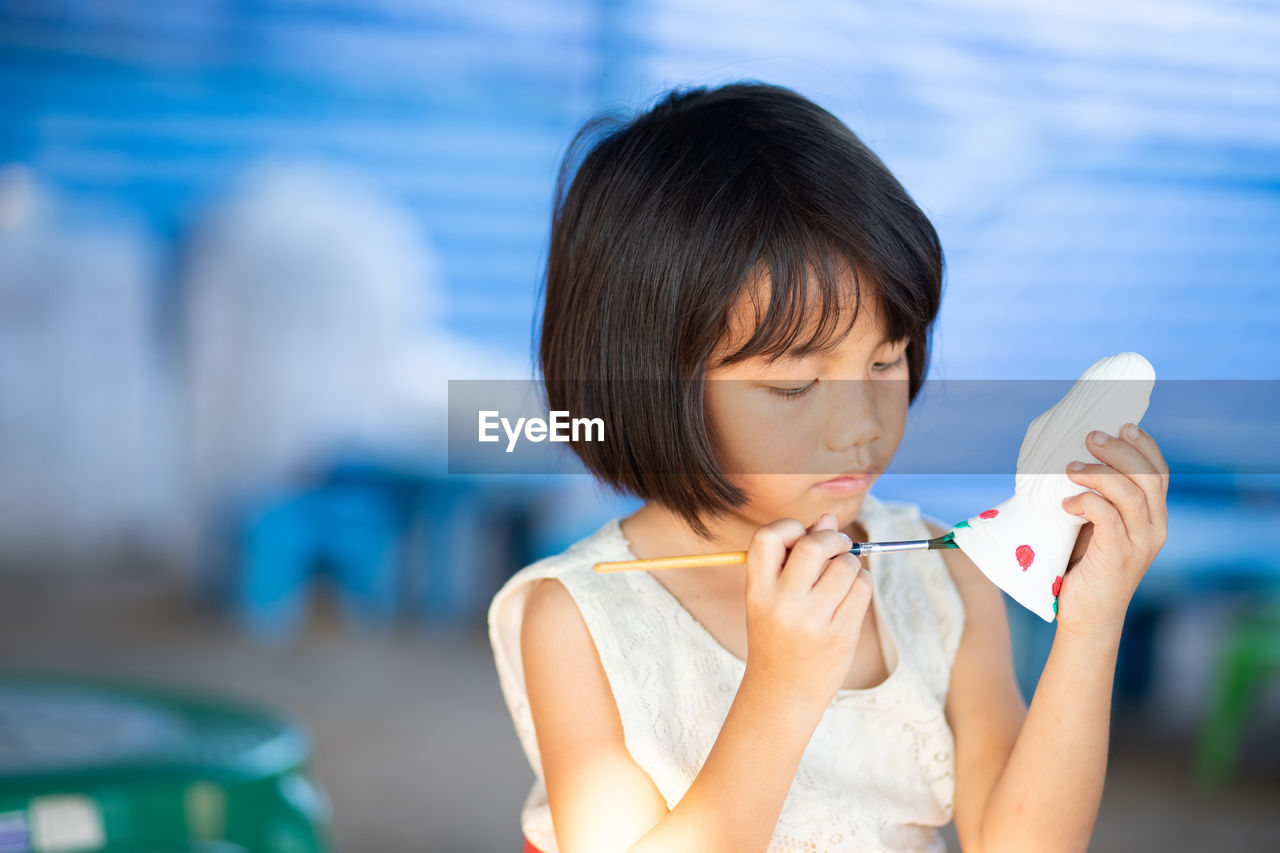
[1,1,1278,851]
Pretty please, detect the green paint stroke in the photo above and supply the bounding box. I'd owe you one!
[952,519,971,530]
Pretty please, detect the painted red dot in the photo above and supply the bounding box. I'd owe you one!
[1015,544,1035,571]
[1052,575,1063,597]
[979,509,999,519]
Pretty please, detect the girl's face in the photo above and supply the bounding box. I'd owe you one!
[703,279,911,536]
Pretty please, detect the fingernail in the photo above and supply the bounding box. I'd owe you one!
[1091,430,1107,444]
[1125,423,1140,441]
[839,532,852,547]
[1068,460,1085,471]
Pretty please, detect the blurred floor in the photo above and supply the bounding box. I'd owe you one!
[1,567,1277,853]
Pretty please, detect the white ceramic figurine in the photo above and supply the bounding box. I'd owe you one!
[950,352,1157,621]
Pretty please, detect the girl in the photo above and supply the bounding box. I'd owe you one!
[488,81,1169,853]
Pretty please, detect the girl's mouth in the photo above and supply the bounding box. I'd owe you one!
[814,469,874,495]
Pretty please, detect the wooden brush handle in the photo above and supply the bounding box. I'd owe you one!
[594,550,748,573]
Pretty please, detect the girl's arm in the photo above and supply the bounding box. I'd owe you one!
[625,664,831,853]
[979,618,1122,853]
[523,577,831,853]
[932,522,1117,853]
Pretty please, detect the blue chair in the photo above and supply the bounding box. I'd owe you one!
[234,480,406,644]
[236,488,317,644]
[312,481,404,632]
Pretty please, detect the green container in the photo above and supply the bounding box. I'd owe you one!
[0,671,336,853]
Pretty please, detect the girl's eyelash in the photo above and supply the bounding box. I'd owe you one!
[767,381,816,399]
[875,353,906,371]
[765,354,905,399]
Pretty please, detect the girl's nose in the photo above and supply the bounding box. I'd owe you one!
[824,380,883,451]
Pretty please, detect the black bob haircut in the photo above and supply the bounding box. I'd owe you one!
[536,81,944,538]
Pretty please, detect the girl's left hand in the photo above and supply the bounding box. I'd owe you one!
[1057,422,1169,638]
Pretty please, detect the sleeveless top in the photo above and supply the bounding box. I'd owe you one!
[487,492,966,852]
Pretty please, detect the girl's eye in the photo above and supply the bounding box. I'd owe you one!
[873,353,906,372]
[766,380,817,399]
[765,352,905,397]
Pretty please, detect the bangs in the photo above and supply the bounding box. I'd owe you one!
[711,226,909,370]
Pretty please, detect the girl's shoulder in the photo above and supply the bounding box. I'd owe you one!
[487,515,636,671]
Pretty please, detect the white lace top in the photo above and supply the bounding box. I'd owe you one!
[488,492,966,852]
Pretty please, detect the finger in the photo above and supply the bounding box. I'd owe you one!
[811,552,862,621]
[808,511,840,534]
[746,517,807,597]
[1087,428,1167,525]
[830,563,875,630]
[1120,423,1170,484]
[1061,487,1133,554]
[1086,429,1158,477]
[1066,458,1149,534]
[1120,422,1171,523]
[778,528,854,598]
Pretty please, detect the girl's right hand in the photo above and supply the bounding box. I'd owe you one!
[742,512,873,710]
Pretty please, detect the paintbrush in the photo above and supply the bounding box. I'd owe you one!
[593,529,960,573]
